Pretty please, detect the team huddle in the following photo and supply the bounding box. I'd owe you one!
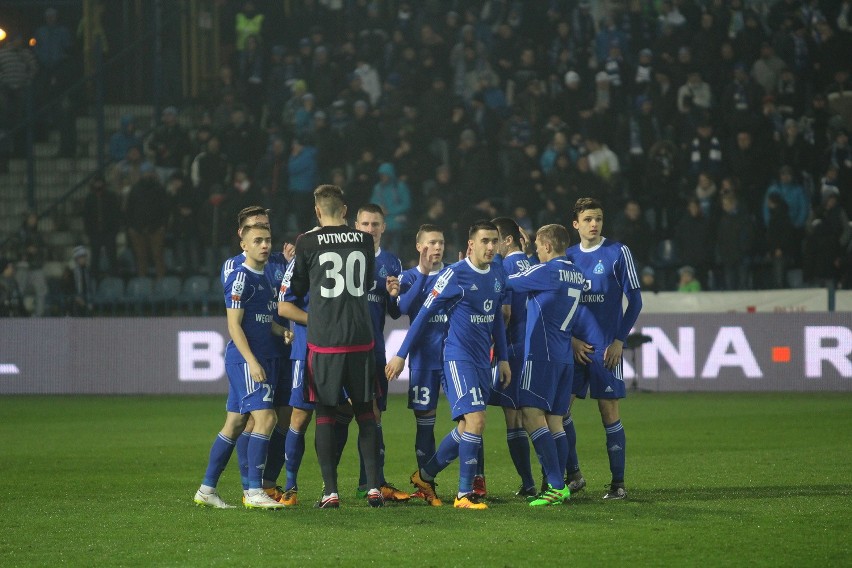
[193,185,642,510]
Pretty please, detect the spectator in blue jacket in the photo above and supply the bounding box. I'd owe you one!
[287,136,318,233]
[370,162,410,253]
[762,165,810,229]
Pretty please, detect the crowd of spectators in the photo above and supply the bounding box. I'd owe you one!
[4,0,852,317]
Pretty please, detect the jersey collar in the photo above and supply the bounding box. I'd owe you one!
[428,262,444,276]
[580,237,606,253]
[375,247,382,258]
[241,262,265,275]
[505,250,525,259]
[465,257,491,274]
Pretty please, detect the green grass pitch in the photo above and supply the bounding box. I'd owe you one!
[1,392,849,566]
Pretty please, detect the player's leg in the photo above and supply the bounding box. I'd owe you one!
[599,398,626,499]
[343,351,384,507]
[240,359,284,510]
[453,362,489,509]
[314,403,341,508]
[590,359,627,500]
[194,411,248,508]
[262,359,293,495]
[564,360,591,492]
[282,359,312,504]
[408,368,440,499]
[503,406,535,496]
[519,361,570,506]
[334,401,353,466]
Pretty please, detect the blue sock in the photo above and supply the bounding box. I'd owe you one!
[423,428,461,479]
[284,426,305,491]
[605,420,626,483]
[564,413,580,475]
[476,437,485,477]
[507,428,535,490]
[414,415,436,470]
[237,431,251,490]
[334,412,352,467]
[530,427,564,489]
[458,432,483,495]
[247,432,271,490]
[552,430,568,481]
[263,425,287,485]
[201,433,236,488]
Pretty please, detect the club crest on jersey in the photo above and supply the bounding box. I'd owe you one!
[379,266,388,278]
[275,269,284,282]
[594,260,605,274]
[494,279,502,293]
[483,299,493,312]
[583,279,592,291]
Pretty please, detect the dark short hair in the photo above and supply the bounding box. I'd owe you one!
[573,197,604,220]
[237,206,270,231]
[356,203,385,219]
[314,184,346,216]
[536,224,571,251]
[490,216,522,248]
[468,220,499,240]
[416,224,443,242]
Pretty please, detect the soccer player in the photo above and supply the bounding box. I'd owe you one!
[277,259,354,507]
[504,224,584,506]
[387,220,511,510]
[221,206,294,503]
[194,222,289,510]
[353,204,409,502]
[565,197,643,500]
[395,224,447,503]
[487,216,536,498]
[281,184,383,508]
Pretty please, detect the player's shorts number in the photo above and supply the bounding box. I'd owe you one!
[411,385,431,405]
[261,384,273,402]
[470,387,484,406]
[318,251,367,298]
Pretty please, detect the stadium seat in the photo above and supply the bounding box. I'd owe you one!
[178,274,211,315]
[125,276,154,315]
[153,275,182,315]
[93,276,125,316]
[207,275,224,316]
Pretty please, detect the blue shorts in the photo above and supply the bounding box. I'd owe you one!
[572,353,626,400]
[225,358,280,414]
[443,360,491,421]
[408,368,443,411]
[518,360,573,414]
[288,359,315,411]
[273,358,292,407]
[487,354,523,409]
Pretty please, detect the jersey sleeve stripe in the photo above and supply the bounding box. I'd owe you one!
[508,262,545,279]
[621,246,640,289]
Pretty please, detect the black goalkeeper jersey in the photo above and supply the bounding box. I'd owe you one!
[283,225,376,351]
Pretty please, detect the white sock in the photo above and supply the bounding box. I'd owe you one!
[199,484,215,494]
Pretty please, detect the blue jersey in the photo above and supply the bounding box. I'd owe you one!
[397,265,448,371]
[224,264,279,364]
[565,238,641,347]
[224,251,290,358]
[506,256,585,363]
[397,257,508,368]
[279,259,308,361]
[368,248,402,363]
[502,250,534,354]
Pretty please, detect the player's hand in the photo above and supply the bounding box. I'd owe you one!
[248,359,267,383]
[497,360,511,389]
[283,242,296,262]
[603,339,623,370]
[282,329,294,345]
[572,336,593,365]
[386,275,400,298]
[385,356,405,381]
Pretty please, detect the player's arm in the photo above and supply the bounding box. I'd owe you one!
[386,268,460,379]
[288,237,310,297]
[226,308,266,383]
[492,308,511,388]
[386,275,402,319]
[278,301,307,325]
[605,246,644,369]
[396,270,426,315]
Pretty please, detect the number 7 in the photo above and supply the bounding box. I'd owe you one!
[561,288,581,331]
